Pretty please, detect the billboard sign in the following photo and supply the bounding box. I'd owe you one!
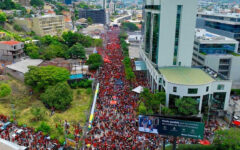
[138,115,204,139]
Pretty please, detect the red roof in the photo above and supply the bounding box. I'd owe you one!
[0,41,21,45]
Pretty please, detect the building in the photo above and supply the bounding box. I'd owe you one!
[78,9,106,24]
[193,29,240,88]
[196,12,240,53]
[18,0,30,6]
[0,41,24,62]
[15,15,65,36]
[6,58,43,81]
[140,0,232,114]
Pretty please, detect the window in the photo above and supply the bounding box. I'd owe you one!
[152,13,160,64]
[206,86,209,92]
[188,88,198,94]
[173,87,177,92]
[173,5,182,65]
[217,84,224,90]
[159,78,162,84]
[163,80,165,86]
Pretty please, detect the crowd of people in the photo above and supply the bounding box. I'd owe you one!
[0,114,60,150]
[84,27,217,150]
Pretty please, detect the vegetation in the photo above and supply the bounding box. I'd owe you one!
[0,12,7,26]
[121,22,139,31]
[37,122,51,134]
[87,17,93,25]
[40,82,73,111]
[139,88,166,115]
[24,66,70,91]
[120,36,129,57]
[123,57,135,84]
[30,0,44,8]
[30,107,46,121]
[0,77,92,143]
[87,53,103,70]
[166,144,216,150]
[70,79,92,89]
[13,24,23,32]
[66,43,86,59]
[231,89,240,95]
[213,128,240,150]
[0,83,11,98]
[0,0,16,10]
[175,97,198,116]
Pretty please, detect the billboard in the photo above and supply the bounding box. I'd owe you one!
[138,115,204,139]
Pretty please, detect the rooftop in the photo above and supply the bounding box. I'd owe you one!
[159,67,215,85]
[6,58,43,73]
[198,11,240,18]
[0,138,26,150]
[0,41,21,46]
[195,28,238,44]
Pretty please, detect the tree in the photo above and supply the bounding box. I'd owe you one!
[139,88,166,114]
[0,0,16,10]
[87,17,93,25]
[0,83,11,98]
[30,0,44,7]
[214,128,240,150]
[122,22,139,31]
[138,102,147,115]
[94,39,103,47]
[0,12,7,26]
[66,43,86,59]
[175,97,198,116]
[40,82,73,111]
[87,53,103,70]
[13,24,23,32]
[24,66,70,91]
[24,43,40,59]
[31,107,45,121]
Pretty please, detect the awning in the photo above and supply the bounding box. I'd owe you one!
[135,61,147,71]
[233,120,240,126]
[132,86,144,94]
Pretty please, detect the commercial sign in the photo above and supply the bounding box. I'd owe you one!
[138,115,204,139]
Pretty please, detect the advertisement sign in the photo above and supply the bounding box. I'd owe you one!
[138,115,204,139]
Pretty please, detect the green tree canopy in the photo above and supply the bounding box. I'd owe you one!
[87,17,93,25]
[122,22,139,31]
[30,0,44,7]
[87,53,103,70]
[139,88,166,114]
[0,83,11,98]
[24,66,70,91]
[24,43,40,59]
[31,107,45,121]
[213,128,240,150]
[40,82,73,111]
[66,43,86,59]
[0,12,7,25]
[0,0,16,10]
[175,97,198,116]
[62,31,94,47]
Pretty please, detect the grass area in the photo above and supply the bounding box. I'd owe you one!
[0,76,93,142]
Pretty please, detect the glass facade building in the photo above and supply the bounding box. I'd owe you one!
[145,12,152,54]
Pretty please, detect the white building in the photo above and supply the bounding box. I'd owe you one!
[0,41,24,62]
[140,0,232,114]
[193,29,240,88]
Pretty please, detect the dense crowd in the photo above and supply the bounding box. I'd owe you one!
[0,114,60,150]
[84,28,217,150]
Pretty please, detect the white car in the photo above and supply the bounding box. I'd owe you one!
[12,129,24,138]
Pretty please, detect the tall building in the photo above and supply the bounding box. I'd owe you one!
[140,0,232,114]
[78,9,106,24]
[197,12,240,53]
[15,15,65,36]
[64,0,72,5]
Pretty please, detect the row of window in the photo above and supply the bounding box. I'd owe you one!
[172,85,225,94]
[145,5,161,10]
